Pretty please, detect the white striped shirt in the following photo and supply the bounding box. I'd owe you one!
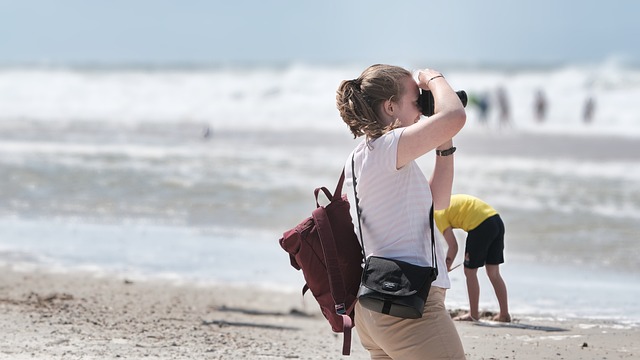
[345,128,450,288]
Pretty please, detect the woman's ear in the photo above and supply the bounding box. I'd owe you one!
[382,99,394,117]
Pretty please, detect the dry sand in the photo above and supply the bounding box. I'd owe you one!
[0,266,637,359]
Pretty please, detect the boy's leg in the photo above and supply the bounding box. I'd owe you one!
[462,221,494,321]
[485,215,509,321]
[462,267,480,320]
[486,264,510,322]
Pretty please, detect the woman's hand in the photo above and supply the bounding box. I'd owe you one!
[417,69,444,90]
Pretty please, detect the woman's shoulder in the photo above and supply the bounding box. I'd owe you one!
[369,128,404,150]
[360,129,410,173]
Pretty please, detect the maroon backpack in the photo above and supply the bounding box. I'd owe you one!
[279,170,364,355]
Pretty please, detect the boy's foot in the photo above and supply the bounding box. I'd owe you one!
[453,313,478,322]
[491,313,511,323]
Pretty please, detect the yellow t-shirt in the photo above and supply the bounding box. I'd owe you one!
[434,194,498,233]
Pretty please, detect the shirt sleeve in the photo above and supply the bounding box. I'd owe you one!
[370,128,404,172]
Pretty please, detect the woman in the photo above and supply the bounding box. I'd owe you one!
[337,64,466,359]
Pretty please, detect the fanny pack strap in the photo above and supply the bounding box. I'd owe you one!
[351,154,366,256]
[350,153,437,271]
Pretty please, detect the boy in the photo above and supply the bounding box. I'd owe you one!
[435,194,511,322]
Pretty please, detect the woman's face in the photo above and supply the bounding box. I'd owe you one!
[393,76,422,127]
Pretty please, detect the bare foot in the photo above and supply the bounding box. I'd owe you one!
[453,313,478,322]
[491,313,511,323]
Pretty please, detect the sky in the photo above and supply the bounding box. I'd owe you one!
[1,0,639,66]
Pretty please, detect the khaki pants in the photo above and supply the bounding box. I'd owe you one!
[355,287,466,360]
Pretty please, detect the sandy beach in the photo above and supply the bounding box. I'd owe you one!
[0,266,637,360]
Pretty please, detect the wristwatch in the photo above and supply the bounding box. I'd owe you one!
[436,147,457,156]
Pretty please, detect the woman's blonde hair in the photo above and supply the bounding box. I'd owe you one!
[336,64,412,139]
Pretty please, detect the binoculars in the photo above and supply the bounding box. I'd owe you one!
[418,90,468,117]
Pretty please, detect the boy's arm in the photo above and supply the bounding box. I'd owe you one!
[442,227,458,271]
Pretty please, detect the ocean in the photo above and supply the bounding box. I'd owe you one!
[0,61,639,325]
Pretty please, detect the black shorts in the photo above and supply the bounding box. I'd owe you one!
[463,214,505,269]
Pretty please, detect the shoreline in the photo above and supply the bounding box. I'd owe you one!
[1,266,637,359]
[455,127,640,162]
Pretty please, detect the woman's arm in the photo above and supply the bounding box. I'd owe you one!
[396,69,466,169]
[430,138,455,210]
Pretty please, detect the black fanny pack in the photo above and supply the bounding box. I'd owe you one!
[357,255,437,318]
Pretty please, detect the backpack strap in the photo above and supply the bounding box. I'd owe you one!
[313,170,344,207]
[311,169,355,355]
[314,187,333,208]
[311,206,348,315]
[340,314,353,355]
[351,155,365,254]
[429,204,438,275]
[311,206,354,355]
[332,170,346,201]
